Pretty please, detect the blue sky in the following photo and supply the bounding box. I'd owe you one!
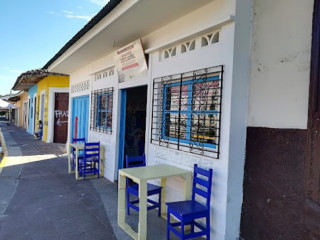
[0,0,109,96]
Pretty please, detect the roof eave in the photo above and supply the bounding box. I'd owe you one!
[12,70,69,91]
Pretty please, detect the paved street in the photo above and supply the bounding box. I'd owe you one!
[0,123,171,240]
[0,123,119,240]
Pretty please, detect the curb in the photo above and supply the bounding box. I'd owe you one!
[0,128,8,169]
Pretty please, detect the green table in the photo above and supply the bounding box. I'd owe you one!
[118,164,192,240]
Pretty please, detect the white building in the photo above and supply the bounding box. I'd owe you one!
[44,0,320,239]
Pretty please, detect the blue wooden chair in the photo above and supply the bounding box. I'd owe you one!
[126,154,162,216]
[79,142,100,180]
[166,164,213,240]
[70,137,85,172]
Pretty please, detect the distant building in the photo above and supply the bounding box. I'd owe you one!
[12,69,69,143]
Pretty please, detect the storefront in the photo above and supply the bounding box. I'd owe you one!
[42,0,319,239]
[12,70,70,143]
[43,0,251,238]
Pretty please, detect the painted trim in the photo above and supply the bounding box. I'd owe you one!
[39,89,46,122]
[22,100,29,129]
[96,92,112,130]
[27,96,31,131]
[71,95,90,141]
[32,93,37,134]
[145,15,235,54]
[118,89,127,172]
[161,76,219,149]
[89,64,115,75]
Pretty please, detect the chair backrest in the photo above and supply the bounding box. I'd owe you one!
[192,164,213,208]
[126,154,146,168]
[71,138,86,156]
[73,137,85,144]
[84,142,100,160]
[125,154,146,186]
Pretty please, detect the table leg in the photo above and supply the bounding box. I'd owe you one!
[68,146,71,174]
[118,173,126,227]
[138,180,147,240]
[75,148,79,180]
[99,146,104,176]
[160,177,167,218]
[184,172,192,200]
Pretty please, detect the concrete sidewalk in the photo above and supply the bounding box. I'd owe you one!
[0,123,171,240]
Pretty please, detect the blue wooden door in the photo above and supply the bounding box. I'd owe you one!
[71,95,89,141]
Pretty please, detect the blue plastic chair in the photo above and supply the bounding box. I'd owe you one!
[166,164,213,240]
[70,138,85,172]
[79,142,100,180]
[126,154,162,216]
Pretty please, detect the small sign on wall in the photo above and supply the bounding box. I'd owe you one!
[115,39,148,83]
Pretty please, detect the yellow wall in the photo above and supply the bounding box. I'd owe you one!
[36,75,69,142]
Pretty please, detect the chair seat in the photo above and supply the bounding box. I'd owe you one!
[128,183,161,195]
[71,153,84,160]
[79,157,99,163]
[166,200,208,217]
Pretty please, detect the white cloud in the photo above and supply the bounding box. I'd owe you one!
[90,0,109,7]
[62,10,74,14]
[66,14,92,21]
[4,67,23,74]
[48,11,56,15]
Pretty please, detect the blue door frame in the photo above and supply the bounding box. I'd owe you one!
[118,89,127,171]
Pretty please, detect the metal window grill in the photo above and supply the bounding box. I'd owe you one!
[90,87,114,134]
[151,65,223,158]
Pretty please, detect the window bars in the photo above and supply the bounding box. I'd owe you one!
[151,66,223,158]
[90,88,113,134]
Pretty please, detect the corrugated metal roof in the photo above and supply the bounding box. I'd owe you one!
[12,69,69,91]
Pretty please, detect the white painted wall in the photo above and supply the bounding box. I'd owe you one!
[247,0,314,129]
[65,0,254,239]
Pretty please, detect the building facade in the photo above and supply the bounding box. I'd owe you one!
[36,75,69,143]
[241,0,320,239]
[43,0,320,239]
[12,70,70,143]
[8,91,29,128]
[28,84,38,135]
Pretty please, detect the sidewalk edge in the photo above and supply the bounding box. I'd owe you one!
[0,128,8,169]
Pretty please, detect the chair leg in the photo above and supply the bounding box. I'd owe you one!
[167,210,170,240]
[181,219,185,240]
[158,190,161,217]
[97,161,100,179]
[83,162,86,180]
[191,220,194,233]
[206,213,210,240]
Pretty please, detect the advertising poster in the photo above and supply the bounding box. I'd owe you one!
[115,39,148,83]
